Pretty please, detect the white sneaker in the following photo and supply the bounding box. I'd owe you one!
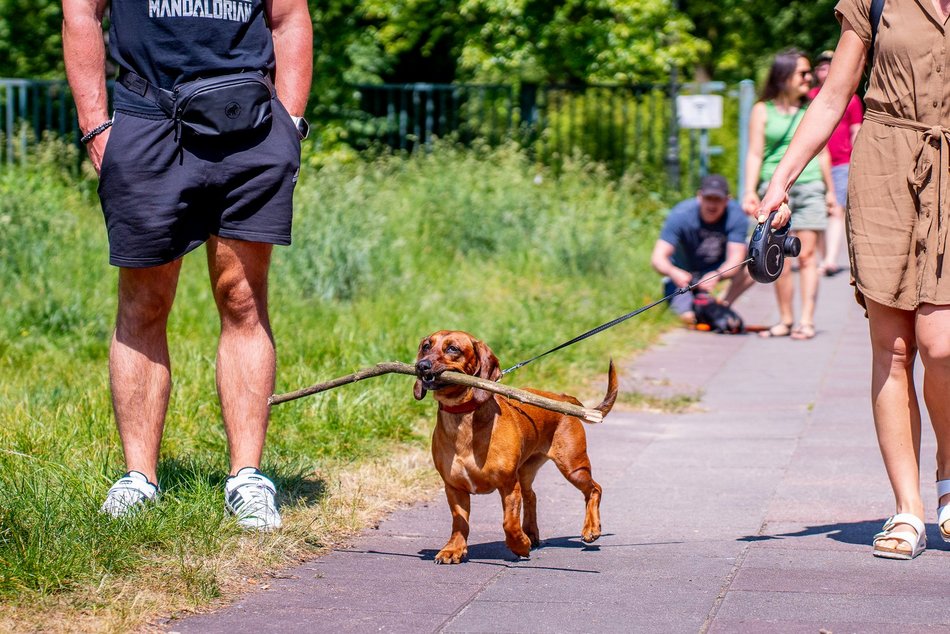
[100,471,159,517]
[225,467,282,531]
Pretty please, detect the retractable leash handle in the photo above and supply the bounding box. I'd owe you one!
[747,210,801,284]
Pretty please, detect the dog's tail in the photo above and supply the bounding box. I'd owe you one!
[592,359,618,419]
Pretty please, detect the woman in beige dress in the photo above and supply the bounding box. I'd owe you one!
[759,0,950,560]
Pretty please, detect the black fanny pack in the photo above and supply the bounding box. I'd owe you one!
[119,70,274,137]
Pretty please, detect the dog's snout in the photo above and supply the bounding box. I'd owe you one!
[416,359,432,375]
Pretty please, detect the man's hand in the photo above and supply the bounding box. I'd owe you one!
[694,272,719,293]
[86,128,110,175]
[669,268,693,290]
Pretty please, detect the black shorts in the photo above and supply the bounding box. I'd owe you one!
[97,100,301,268]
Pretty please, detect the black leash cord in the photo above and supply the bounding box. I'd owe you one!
[500,258,753,376]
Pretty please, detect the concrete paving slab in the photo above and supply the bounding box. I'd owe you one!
[714,591,949,628]
[165,270,950,633]
[708,619,950,634]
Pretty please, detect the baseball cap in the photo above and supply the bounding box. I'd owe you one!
[699,174,729,198]
[815,50,834,65]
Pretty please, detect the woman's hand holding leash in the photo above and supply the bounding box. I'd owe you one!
[757,181,793,227]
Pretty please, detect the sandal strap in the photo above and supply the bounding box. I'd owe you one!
[874,514,927,555]
[880,513,925,537]
[937,479,950,498]
[873,530,922,551]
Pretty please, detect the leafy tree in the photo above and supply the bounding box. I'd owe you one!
[460,0,706,83]
[0,0,65,78]
[309,0,387,121]
[681,0,841,82]
[361,0,708,84]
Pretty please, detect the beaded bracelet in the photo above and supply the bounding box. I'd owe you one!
[80,120,113,144]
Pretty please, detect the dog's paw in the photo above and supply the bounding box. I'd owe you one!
[581,526,602,543]
[525,529,541,548]
[506,533,532,558]
[434,547,468,564]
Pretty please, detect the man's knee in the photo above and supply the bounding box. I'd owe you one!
[117,267,179,330]
[215,274,268,327]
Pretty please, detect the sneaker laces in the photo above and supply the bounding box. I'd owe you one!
[225,467,282,530]
[101,471,159,517]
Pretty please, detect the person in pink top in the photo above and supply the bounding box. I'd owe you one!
[808,50,864,277]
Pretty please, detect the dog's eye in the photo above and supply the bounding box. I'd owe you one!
[446,345,461,355]
[421,342,431,352]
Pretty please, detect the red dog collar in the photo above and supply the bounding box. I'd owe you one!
[439,400,480,414]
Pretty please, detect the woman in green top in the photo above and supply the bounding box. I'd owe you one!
[743,49,840,340]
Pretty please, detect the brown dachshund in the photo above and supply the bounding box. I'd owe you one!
[414,330,618,564]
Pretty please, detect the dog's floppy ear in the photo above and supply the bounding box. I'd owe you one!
[475,339,502,381]
[413,379,427,401]
[471,338,501,406]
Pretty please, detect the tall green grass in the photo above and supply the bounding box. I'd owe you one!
[0,137,675,627]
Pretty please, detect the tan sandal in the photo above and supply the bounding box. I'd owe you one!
[938,479,950,543]
[791,324,816,340]
[872,513,926,560]
[758,322,793,338]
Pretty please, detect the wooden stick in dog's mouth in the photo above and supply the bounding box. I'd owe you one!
[268,361,604,423]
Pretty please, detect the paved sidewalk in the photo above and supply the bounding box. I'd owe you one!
[168,271,950,633]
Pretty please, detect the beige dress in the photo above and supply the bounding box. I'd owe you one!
[836,0,950,310]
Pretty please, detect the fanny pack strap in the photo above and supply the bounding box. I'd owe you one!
[118,70,175,117]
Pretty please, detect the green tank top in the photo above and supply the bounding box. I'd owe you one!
[760,101,822,184]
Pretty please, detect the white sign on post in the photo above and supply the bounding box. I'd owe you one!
[677,94,723,129]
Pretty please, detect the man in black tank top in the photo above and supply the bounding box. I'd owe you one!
[62,0,313,530]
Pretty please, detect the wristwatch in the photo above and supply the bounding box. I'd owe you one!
[290,115,310,140]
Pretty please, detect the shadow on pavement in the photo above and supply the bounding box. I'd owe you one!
[739,519,885,546]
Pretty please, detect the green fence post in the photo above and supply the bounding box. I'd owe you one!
[665,69,681,192]
[737,79,756,202]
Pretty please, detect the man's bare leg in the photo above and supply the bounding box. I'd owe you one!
[206,236,275,475]
[110,260,183,485]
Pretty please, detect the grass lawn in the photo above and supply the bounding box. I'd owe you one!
[0,139,678,631]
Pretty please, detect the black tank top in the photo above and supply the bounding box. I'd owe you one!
[109,0,276,116]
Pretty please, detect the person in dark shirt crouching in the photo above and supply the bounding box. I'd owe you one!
[651,174,753,327]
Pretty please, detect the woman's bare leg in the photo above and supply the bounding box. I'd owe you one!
[866,299,923,553]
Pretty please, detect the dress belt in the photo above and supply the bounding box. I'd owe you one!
[864,109,950,259]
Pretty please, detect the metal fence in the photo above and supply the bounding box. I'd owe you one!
[1,79,79,164]
[2,77,751,192]
[350,82,672,173]
[350,81,746,191]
